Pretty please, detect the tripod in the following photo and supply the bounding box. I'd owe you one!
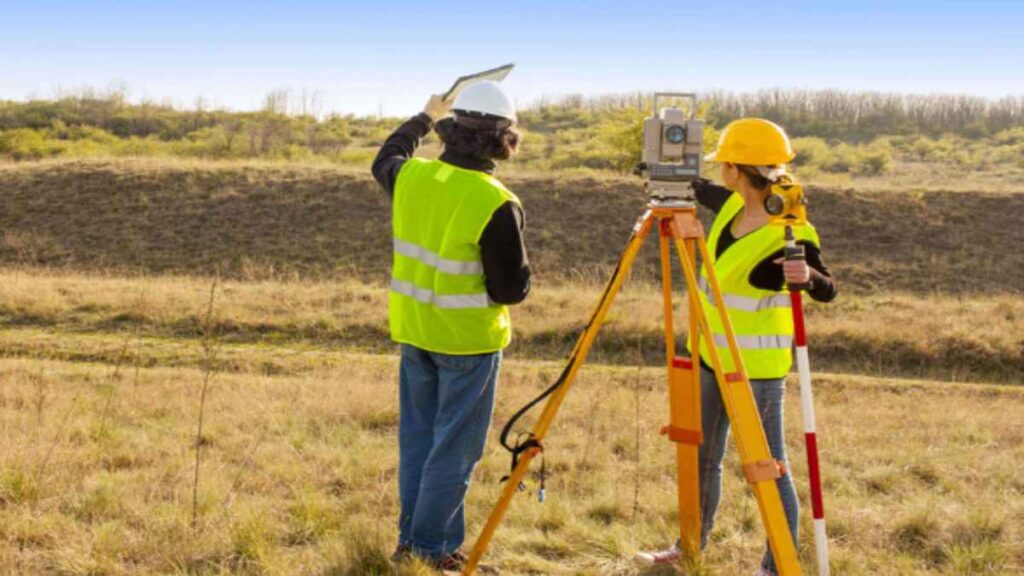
[462,199,802,575]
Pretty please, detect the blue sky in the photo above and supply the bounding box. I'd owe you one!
[1,1,1021,116]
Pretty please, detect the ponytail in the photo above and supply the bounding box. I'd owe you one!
[736,163,788,190]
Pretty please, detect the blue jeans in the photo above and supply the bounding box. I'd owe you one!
[698,367,798,575]
[397,343,501,559]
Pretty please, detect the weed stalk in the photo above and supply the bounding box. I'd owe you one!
[191,277,223,531]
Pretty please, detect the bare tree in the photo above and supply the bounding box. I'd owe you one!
[263,89,290,115]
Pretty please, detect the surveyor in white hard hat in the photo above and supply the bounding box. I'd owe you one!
[371,80,528,573]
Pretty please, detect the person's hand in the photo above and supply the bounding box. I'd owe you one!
[774,257,811,286]
[690,177,712,194]
[423,94,452,122]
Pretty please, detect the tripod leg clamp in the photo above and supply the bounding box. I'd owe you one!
[743,459,787,484]
[725,371,745,383]
[660,425,703,445]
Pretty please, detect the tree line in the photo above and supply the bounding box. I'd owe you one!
[1,87,1022,165]
[527,90,1024,139]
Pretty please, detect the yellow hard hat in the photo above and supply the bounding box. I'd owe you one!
[704,118,795,165]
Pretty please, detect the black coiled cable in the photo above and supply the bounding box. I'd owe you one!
[497,223,642,487]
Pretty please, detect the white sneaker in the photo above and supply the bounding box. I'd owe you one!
[753,568,775,576]
[633,542,681,566]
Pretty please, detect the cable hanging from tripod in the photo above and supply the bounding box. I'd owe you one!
[497,223,642,496]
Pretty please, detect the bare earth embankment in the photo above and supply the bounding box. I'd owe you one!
[2,158,1023,293]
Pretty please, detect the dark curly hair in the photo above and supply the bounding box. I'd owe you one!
[434,117,520,161]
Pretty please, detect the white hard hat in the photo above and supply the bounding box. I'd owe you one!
[452,81,517,123]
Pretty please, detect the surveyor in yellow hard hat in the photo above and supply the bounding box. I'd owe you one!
[635,118,838,576]
[371,80,529,573]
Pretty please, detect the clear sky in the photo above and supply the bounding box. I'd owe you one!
[1,0,1021,117]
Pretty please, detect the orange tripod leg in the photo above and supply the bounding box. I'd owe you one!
[658,219,702,558]
[669,213,802,576]
[461,212,656,576]
[463,205,801,575]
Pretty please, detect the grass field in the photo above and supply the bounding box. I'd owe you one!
[0,269,1021,383]
[1,157,1022,574]
[1,350,1022,575]
[0,268,1021,574]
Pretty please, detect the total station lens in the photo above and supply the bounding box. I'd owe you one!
[765,194,785,215]
[665,125,685,144]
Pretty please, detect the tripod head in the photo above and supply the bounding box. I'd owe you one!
[647,196,697,210]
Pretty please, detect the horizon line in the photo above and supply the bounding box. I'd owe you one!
[3,83,1023,119]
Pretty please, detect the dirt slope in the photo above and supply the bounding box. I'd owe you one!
[1,159,1021,294]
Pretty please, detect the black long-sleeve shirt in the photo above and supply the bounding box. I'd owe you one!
[694,180,838,302]
[371,113,531,304]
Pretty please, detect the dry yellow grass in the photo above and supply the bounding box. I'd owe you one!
[0,352,1021,575]
[0,267,1022,573]
[805,159,1024,195]
[1,268,1021,383]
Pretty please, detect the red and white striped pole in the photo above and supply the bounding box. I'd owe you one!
[786,227,830,575]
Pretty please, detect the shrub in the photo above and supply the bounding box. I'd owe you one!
[856,143,893,175]
[792,137,892,175]
[0,129,60,160]
[594,107,645,172]
[792,137,832,166]
[334,148,376,166]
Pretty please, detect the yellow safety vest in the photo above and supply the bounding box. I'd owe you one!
[697,192,819,378]
[389,158,520,354]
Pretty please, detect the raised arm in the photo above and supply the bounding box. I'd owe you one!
[371,113,433,197]
[371,95,451,197]
[691,177,733,214]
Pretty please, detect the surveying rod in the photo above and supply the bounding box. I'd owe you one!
[784,226,830,576]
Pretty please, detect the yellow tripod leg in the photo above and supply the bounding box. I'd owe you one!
[658,225,702,557]
[461,213,656,576]
[670,219,802,576]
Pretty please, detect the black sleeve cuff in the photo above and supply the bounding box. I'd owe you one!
[408,112,434,135]
[807,268,838,302]
[694,180,732,214]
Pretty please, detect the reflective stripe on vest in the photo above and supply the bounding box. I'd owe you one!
[712,333,794,350]
[394,238,484,276]
[390,279,490,310]
[697,277,792,313]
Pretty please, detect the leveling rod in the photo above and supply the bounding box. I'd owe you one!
[785,226,830,575]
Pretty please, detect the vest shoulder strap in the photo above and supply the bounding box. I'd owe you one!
[477,172,519,205]
[719,193,745,222]
[394,157,431,197]
[794,221,820,247]
[397,156,430,176]
[396,158,518,213]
